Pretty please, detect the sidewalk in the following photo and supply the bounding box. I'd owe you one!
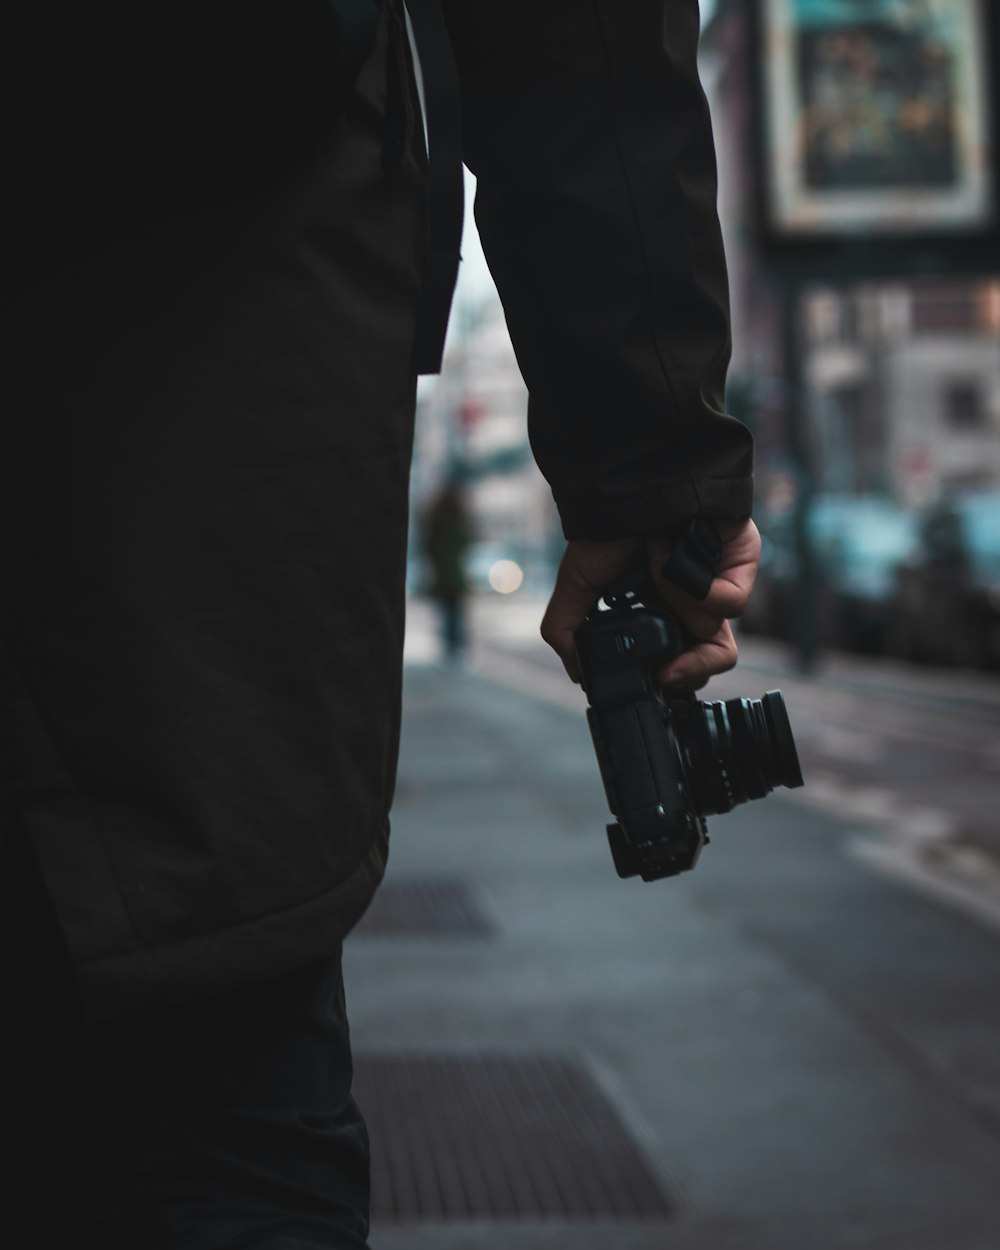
[409,592,1000,930]
[343,627,1000,1250]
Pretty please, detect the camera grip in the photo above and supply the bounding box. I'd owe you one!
[588,696,687,840]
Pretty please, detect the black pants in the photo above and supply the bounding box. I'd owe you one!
[3,833,371,1249]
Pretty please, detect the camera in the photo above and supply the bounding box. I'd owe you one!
[574,580,804,881]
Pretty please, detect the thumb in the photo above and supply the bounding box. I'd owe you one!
[540,538,639,681]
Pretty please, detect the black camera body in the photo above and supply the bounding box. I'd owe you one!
[574,589,803,882]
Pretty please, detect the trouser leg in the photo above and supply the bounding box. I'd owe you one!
[2,831,371,1250]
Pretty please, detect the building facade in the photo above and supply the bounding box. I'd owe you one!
[701,0,1000,514]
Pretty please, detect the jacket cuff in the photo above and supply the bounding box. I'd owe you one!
[557,473,754,542]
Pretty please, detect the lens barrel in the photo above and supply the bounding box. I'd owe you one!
[688,690,804,815]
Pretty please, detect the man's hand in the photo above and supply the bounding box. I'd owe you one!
[540,519,761,690]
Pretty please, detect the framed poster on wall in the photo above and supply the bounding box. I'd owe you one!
[759,0,994,239]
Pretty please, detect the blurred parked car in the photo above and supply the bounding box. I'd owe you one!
[888,492,1000,669]
[743,495,918,653]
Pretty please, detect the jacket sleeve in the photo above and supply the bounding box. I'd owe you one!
[439,0,753,541]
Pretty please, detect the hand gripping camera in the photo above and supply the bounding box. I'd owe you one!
[574,576,804,882]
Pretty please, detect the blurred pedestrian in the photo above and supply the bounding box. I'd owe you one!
[4,2,758,1246]
[422,478,474,661]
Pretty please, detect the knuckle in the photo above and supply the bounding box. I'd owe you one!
[539,618,560,648]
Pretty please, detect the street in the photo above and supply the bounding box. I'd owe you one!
[345,594,1000,1249]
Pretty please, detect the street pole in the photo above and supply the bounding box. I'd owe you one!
[780,276,820,674]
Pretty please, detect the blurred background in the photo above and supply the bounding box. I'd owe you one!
[408,0,999,678]
[352,4,1000,1247]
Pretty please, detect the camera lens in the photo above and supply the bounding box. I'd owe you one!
[686,690,804,815]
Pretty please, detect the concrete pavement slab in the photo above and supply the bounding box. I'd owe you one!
[345,659,1000,1249]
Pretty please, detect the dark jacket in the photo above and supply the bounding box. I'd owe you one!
[14,0,752,533]
[442,0,752,539]
[5,0,751,1018]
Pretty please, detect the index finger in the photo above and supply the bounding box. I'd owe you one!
[654,620,739,689]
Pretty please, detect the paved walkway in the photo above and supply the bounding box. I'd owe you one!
[412,592,1000,929]
[345,618,1000,1249]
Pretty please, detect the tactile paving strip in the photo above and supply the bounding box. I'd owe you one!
[355,877,492,936]
[353,1052,671,1220]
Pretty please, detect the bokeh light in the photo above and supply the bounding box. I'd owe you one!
[488,559,524,594]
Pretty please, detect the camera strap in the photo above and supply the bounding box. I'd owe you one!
[592,517,723,615]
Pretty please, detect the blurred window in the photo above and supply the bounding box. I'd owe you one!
[942,380,986,430]
[806,291,858,345]
[911,288,980,333]
[838,297,860,344]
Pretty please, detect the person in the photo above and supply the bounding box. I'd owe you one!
[421,477,475,660]
[3,1,759,1246]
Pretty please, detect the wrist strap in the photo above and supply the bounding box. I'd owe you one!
[659,518,722,601]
